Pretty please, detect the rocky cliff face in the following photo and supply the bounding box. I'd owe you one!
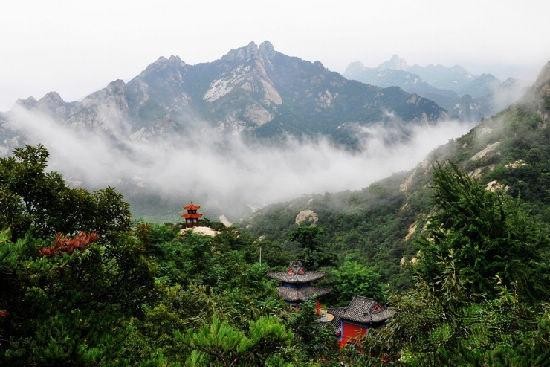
[524,61,550,121]
[3,42,446,144]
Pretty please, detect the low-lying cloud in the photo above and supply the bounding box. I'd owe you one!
[5,107,474,219]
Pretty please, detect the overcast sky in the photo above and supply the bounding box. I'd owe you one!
[1,0,549,110]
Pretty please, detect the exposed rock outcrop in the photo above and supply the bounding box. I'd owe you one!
[180,226,219,237]
[295,210,318,225]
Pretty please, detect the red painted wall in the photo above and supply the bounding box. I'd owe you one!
[339,321,368,349]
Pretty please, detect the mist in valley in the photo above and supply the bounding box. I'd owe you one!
[5,106,475,220]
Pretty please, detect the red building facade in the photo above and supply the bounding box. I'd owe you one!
[330,296,394,349]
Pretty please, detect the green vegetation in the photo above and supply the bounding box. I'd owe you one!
[0,145,130,240]
[0,146,338,366]
[1,92,549,365]
[328,260,386,305]
[245,101,550,365]
[358,163,550,366]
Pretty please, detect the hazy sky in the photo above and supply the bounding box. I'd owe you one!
[1,0,549,110]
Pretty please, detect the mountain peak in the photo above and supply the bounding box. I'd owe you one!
[146,55,186,72]
[15,96,38,109]
[102,79,126,96]
[259,41,275,57]
[450,65,469,75]
[533,61,550,89]
[153,56,168,64]
[345,61,366,75]
[108,79,125,88]
[477,73,498,81]
[525,61,550,115]
[221,41,277,63]
[168,55,186,65]
[39,91,64,105]
[379,55,408,70]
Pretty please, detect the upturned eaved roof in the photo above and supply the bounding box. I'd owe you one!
[183,213,203,219]
[268,271,325,283]
[276,286,330,302]
[330,296,395,324]
[184,203,201,211]
[267,261,325,283]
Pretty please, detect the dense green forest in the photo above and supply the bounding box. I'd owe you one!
[1,63,550,365]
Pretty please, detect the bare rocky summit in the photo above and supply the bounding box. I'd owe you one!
[2,41,446,145]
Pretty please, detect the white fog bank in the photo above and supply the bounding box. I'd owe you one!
[6,107,475,216]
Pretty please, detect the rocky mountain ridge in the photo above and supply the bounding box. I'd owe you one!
[3,42,446,148]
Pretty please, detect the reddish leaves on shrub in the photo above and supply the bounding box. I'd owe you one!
[39,231,99,257]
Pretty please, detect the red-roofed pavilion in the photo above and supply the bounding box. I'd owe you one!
[182,203,203,227]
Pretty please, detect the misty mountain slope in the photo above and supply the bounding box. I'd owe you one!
[0,41,456,221]
[345,61,460,105]
[3,42,446,144]
[245,61,550,285]
[344,55,526,121]
[523,61,550,120]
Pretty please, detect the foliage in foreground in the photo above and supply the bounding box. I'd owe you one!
[0,145,337,366]
[1,144,550,366]
[357,163,550,366]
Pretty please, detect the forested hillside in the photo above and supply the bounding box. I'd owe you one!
[0,146,335,365]
[246,62,550,287]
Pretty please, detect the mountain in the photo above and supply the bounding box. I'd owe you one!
[406,62,474,93]
[0,42,454,221]
[379,54,408,70]
[344,56,526,121]
[345,61,464,116]
[3,42,446,147]
[523,61,550,121]
[246,60,550,285]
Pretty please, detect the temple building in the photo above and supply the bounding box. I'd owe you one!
[267,261,329,305]
[330,296,395,349]
[181,203,203,227]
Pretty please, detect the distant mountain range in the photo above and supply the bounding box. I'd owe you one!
[1,42,446,150]
[0,42,534,221]
[345,55,526,121]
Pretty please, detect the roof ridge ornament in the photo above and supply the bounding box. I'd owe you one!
[288,261,305,275]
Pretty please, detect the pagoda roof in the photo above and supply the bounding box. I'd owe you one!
[183,213,203,219]
[329,296,395,324]
[276,286,330,302]
[268,271,325,283]
[184,203,201,211]
[267,261,325,283]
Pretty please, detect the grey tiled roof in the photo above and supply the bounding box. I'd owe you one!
[276,286,330,302]
[329,296,395,324]
[327,307,347,329]
[268,271,325,283]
